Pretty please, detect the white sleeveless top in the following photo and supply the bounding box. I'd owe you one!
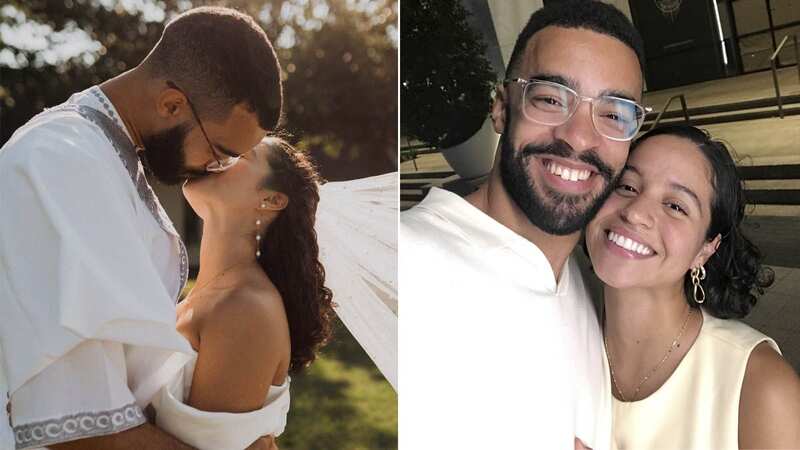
[611,309,780,450]
[152,357,290,450]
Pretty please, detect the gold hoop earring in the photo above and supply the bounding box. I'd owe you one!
[691,266,706,304]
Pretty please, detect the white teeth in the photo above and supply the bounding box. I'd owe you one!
[546,161,591,181]
[607,231,653,256]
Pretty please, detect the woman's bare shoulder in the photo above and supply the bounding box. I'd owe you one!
[210,279,288,338]
[739,342,800,448]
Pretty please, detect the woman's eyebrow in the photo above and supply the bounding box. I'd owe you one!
[625,163,702,211]
[670,182,702,212]
[622,164,640,175]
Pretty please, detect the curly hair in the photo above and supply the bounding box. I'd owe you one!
[507,0,644,77]
[630,125,774,319]
[256,137,335,373]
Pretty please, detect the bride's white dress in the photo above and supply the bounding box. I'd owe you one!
[152,357,290,450]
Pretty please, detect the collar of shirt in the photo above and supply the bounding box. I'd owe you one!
[67,86,135,145]
[415,187,574,295]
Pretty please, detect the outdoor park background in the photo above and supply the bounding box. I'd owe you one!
[0,1,398,448]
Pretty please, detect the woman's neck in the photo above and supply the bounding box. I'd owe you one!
[603,282,702,400]
[195,218,261,290]
[603,283,690,348]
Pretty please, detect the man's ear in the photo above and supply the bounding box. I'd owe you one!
[156,85,187,119]
[491,83,508,134]
[691,233,722,268]
[261,192,288,211]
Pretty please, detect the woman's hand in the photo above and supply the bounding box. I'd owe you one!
[245,435,278,450]
[574,437,592,450]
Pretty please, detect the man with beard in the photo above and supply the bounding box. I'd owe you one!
[0,7,280,449]
[400,1,645,448]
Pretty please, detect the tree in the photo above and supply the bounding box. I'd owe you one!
[0,0,397,180]
[400,0,496,149]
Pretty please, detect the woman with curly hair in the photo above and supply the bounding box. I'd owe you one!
[149,137,341,450]
[583,125,800,449]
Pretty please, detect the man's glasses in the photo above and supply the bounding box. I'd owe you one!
[504,78,652,142]
[166,81,241,173]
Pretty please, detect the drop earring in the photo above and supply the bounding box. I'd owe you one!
[691,265,706,304]
[255,218,262,258]
[255,199,267,259]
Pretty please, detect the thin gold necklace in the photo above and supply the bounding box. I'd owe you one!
[604,305,694,402]
[189,261,250,298]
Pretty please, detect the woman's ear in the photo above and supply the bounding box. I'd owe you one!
[261,192,289,211]
[692,233,722,268]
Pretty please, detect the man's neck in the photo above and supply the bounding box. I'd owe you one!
[464,169,580,281]
[99,67,151,150]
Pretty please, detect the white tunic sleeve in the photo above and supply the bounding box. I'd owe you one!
[0,113,194,449]
[10,341,145,449]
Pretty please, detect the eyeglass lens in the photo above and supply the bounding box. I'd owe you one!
[522,81,644,140]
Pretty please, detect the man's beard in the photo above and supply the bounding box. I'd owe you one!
[140,123,192,185]
[499,132,619,235]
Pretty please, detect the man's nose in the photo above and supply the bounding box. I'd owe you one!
[553,100,602,154]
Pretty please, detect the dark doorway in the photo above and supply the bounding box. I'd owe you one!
[629,0,730,90]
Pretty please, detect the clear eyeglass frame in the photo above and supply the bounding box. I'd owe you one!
[504,78,653,142]
[166,80,241,173]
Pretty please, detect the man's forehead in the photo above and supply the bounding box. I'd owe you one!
[515,25,643,99]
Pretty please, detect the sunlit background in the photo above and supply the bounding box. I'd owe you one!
[0,0,397,179]
[0,1,398,448]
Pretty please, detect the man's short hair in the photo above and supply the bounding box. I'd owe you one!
[144,6,282,131]
[507,0,644,77]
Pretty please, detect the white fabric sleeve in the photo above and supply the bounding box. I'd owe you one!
[11,341,145,449]
[1,346,14,450]
[0,114,194,448]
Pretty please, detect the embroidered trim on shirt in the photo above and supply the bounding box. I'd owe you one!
[14,403,145,449]
[89,87,127,134]
[86,89,189,297]
[51,103,189,301]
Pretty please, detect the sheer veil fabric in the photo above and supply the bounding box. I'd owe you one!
[316,172,398,391]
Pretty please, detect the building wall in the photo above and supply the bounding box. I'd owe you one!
[484,0,634,70]
[486,0,544,68]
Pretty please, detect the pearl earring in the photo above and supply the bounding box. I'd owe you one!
[255,218,263,258]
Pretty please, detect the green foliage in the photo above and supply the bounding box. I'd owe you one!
[0,0,397,180]
[272,1,398,179]
[400,0,496,148]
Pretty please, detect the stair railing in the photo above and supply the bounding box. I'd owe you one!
[770,34,800,119]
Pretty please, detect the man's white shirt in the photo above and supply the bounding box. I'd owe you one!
[400,187,611,450]
[0,87,195,449]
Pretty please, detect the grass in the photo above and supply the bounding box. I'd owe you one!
[279,320,398,450]
[180,281,398,449]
